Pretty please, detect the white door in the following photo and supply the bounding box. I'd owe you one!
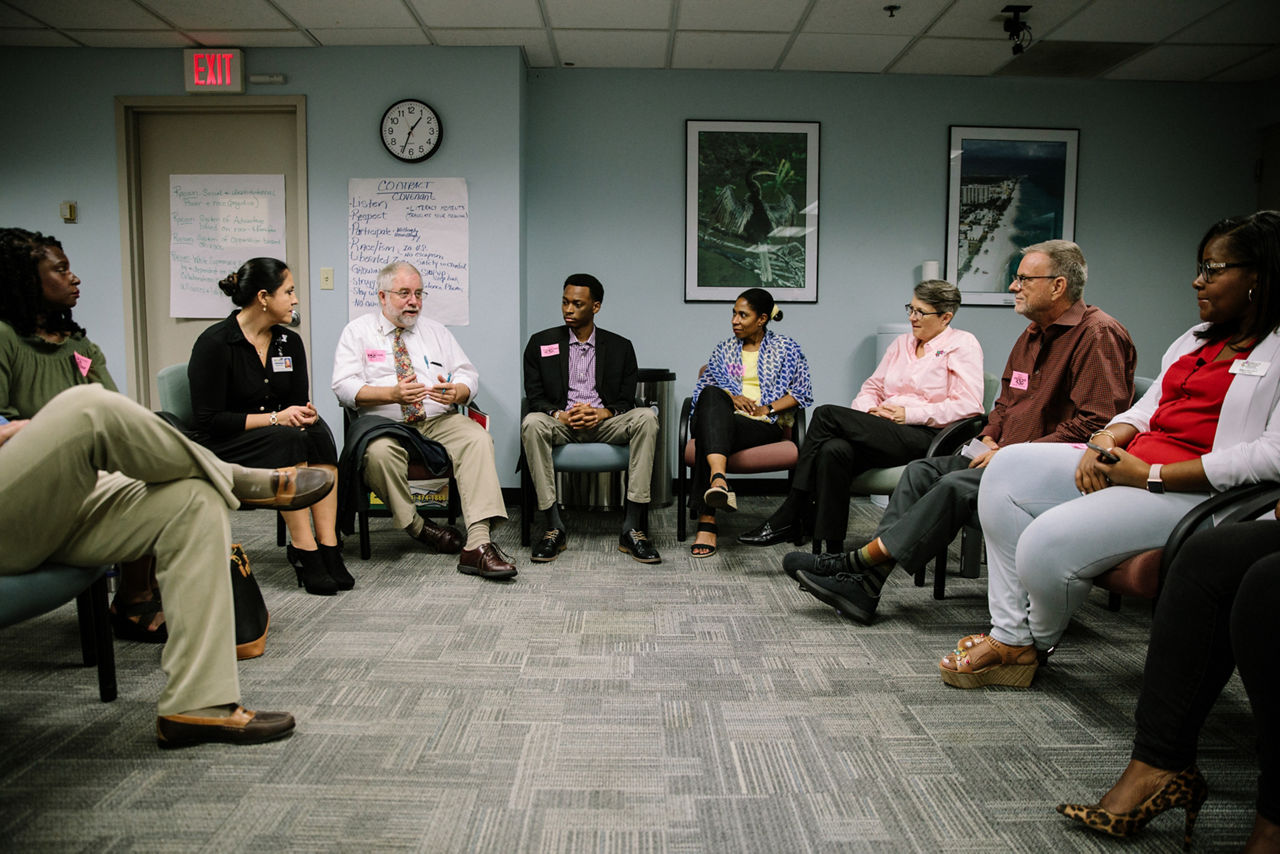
[116,95,310,406]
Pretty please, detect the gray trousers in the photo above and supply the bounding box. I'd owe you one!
[0,384,240,716]
[875,455,983,571]
[520,408,659,511]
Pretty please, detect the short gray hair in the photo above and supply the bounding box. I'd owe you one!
[913,279,961,316]
[377,261,420,292]
[1022,239,1087,302]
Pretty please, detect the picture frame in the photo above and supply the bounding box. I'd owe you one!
[946,126,1079,306]
[685,120,819,303]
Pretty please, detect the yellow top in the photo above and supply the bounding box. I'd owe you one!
[738,350,769,421]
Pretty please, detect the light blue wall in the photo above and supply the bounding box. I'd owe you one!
[0,48,1266,487]
[524,69,1260,409]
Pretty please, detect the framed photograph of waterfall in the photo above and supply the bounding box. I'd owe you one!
[946,126,1079,306]
[685,120,819,302]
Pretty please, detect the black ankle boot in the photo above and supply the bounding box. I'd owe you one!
[291,547,338,595]
[320,543,355,590]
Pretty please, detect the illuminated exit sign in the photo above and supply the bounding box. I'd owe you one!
[183,48,244,93]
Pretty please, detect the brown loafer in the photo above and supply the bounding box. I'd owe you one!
[156,704,295,748]
[457,543,518,581]
[233,466,334,511]
[412,519,464,554]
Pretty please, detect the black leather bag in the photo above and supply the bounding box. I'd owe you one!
[230,544,269,660]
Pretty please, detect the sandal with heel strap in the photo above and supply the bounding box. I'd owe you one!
[690,521,718,558]
[703,472,737,512]
[939,634,1039,688]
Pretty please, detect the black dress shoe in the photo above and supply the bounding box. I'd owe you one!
[156,704,295,748]
[738,519,799,546]
[619,529,662,564]
[531,528,567,562]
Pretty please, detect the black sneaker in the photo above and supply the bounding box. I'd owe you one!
[782,550,849,582]
[795,570,880,625]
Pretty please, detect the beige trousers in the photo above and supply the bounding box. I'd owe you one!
[0,384,240,716]
[361,412,508,532]
[520,408,659,511]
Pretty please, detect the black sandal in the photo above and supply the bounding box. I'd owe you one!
[690,521,719,558]
[109,597,168,643]
[703,472,738,512]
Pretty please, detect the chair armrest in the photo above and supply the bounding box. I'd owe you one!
[1160,481,1280,579]
[792,407,806,447]
[927,414,987,457]
[678,396,693,455]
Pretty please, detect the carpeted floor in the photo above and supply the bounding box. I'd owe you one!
[0,497,1260,852]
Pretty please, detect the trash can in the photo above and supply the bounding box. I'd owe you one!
[553,368,676,511]
[637,368,675,508]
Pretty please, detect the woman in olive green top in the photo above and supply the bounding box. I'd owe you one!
[0,227,164,642]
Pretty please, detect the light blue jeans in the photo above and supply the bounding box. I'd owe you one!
[977,443,1207,649]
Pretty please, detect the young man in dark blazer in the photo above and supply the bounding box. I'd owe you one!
[521,274,661,564]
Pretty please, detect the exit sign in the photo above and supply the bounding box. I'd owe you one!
[183,48,244,93]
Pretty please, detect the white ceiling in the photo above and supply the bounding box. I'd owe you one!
[2,0,1279,82]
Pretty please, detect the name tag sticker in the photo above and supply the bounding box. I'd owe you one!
[73,352,92,376]
[1010,370,1029,390]
[271,356,293,372]
[366,349,387,363]
[1230,359,1270,377]
[541,343,560,357]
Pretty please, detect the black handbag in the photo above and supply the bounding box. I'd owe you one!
[230,544,269,660]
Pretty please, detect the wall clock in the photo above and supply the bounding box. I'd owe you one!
[380,99,442,163]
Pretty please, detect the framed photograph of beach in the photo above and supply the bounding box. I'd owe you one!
[685,120,819,303]
[946,126,1079,306]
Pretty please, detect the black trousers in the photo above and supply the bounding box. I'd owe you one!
[690,386,782,517]
[1133,520,1280,823]
[873,455,981,571]
[793,404,937,543]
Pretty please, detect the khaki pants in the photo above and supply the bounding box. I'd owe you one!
[520,408,658,511]
[361,412,508,532]
[0,384,240,716]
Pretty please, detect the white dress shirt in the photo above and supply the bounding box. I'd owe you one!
[332,311,481,422]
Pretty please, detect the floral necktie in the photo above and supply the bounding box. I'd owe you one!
[393,328,425,423]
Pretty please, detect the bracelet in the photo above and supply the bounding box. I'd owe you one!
[270,411,278,426]
[1089,429,1118,444]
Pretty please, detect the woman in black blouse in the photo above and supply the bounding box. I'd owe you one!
[189,257,348,595]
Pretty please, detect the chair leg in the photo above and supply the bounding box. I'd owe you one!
[1107,591,1122,612]
[933,558,947,600]
[80,574,116,702]
[448,476,460,526]
[358,500,372,561]
[959,526,982,579]
[677,462,688,542]
[277,511,287,547]
[521,466,532,547]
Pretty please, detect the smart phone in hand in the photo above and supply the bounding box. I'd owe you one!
[1086,441,1120,464]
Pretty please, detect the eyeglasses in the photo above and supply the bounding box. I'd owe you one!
[1197,260,1251,283]
[1010,274,1059,286]
[905,305,944,319]
[386,288,424,301]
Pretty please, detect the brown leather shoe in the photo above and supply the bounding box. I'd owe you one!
[156,704,295,748]
[412,519,464,554]
[457,543,518,580]
[232,466,334,511]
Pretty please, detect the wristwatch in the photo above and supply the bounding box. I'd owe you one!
[270,411,278,426]
[1146,463,1164,494]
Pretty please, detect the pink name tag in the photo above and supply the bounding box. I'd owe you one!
[366,349,387,363]
[1010,370,1029,390]
[74,352,92,376]
[541,343,560,357]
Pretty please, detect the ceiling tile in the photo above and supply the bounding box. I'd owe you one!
[890,37,1014,75]
[805,0,951,35]
[68,29,195,47]
[187,30,316,47]
[1209,45,1280,81]
[929,0,1089,40]
[409,0,544,29]
[543,0,669,30]
[552,29,668,67]
[146,0,292,29]
[1047,0,1227,43]
[671,31,788,69]
[275,0,417,28]
[7,0,166,29]
[310,28,429,45]
[0,28,78,46]
[678,0,807,33]
[1170,0,1280,43]
[1106,43,1265,79]
[433,28,554,65]
[782,32,912,72]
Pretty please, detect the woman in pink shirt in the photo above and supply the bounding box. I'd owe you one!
[740,279,984,553]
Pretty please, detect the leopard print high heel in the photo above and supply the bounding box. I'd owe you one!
[1057,766,1208,851]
